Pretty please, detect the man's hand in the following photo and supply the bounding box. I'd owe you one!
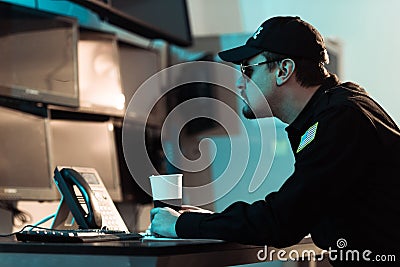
[150,207,180,238]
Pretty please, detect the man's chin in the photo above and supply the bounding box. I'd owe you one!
[242,106,273,119]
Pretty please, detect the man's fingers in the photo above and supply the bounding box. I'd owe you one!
[150,207,160,221]
[149,207,180,238]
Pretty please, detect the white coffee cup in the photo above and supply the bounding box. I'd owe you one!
[149,174,182,210]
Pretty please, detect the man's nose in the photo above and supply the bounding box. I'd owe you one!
[236,75,246,91]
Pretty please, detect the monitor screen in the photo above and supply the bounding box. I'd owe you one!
[0,2,79,107]
[77,29,125,116]
[68,0,192,46]
[0,106,58,201]
[325,38,343,78]
[48,119,122,201]
[118,41,165,125]
[110,0,192,47]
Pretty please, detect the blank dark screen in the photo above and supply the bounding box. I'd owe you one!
[118,42,159,104]
[0,2,78,107]
[111,0,192,45]
[48,119,122,201]
[0,107,50,188]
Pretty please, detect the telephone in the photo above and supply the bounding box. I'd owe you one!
[52,166,129,232]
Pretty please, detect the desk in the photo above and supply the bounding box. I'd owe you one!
[0,236,323,267]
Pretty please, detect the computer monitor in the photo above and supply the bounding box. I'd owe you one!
[0,2,79,107]
[77,29,125,116]
[68,0,193,47]
[47,119,123,201]
[113,120,159,204]
[110,0,192,47]
[117,41,165,126]
[325,38,343,78]
[0,106,59,201]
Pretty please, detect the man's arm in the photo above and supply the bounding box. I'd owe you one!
[150,205,213,237]
[153,106,371,247]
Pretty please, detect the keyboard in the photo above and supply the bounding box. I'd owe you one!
[16,228,143,243]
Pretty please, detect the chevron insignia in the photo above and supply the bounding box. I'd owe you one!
[296,122,318,153]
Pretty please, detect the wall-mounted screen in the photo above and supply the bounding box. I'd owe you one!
[118,41,165,126]
[68,0,192,47]
[77,29,125,116]
[110,0,192,47]
[0,2,79,107]
[0,106,59,201]
[325,38,343,78]
[48,119,123,201]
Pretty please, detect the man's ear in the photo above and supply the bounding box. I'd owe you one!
[275,59,295,86]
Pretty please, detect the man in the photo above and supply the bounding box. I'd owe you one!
[150,16,400,266]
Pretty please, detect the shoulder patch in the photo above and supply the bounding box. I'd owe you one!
[296,122,318,153]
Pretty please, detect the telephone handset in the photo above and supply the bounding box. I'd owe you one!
[52,166,128,232]
[54,167,102,229]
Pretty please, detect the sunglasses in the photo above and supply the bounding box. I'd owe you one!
[240,59,281,78]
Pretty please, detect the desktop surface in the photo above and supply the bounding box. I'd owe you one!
[0,236,234,256]
[0,236,320,267]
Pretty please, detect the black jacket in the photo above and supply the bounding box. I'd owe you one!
[175,75,400,265]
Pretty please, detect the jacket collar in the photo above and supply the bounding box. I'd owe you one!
[286,74,340,133]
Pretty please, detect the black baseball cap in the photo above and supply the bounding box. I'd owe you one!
[218,16,329,64]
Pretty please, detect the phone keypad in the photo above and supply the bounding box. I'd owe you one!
[95,190,128,231]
